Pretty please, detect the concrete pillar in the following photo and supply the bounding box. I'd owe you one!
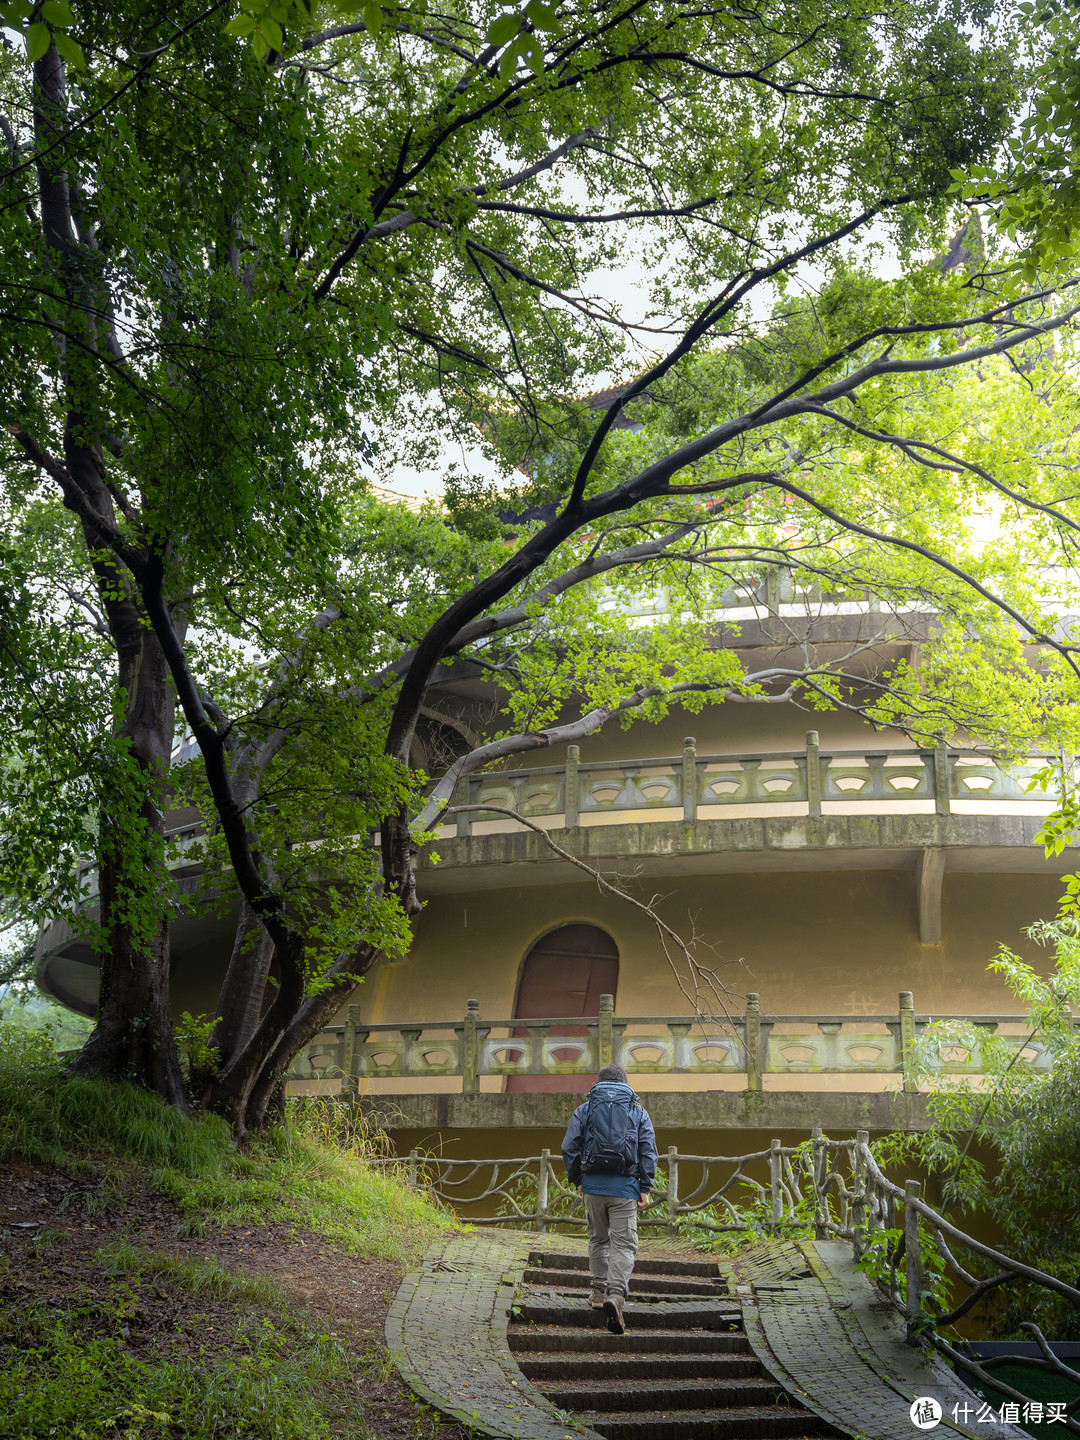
[805,731,822,818]
[462,999,480,1094]
[915,846,945,945]
[744,993,762,1091]
[598,993,614,1068]
[683,737,697,823]
[899,991,917,1093]
[564,744,580,828]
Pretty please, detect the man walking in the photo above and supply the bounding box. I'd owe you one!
[561,1063,657,1335]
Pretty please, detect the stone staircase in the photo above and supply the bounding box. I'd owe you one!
[506,1250,838,1440]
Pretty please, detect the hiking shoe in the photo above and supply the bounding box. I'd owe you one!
[603,1294,626,1334]
[589,1290,606,1310]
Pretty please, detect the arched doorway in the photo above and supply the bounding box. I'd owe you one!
[507,924,620,1093]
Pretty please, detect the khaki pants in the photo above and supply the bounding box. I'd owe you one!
[585,1193,639,1299]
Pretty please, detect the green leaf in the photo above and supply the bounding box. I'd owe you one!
[25,21,50,61]
[223,14,259,36]
[486,12,519,47]
[52,28,83,67]
[521,40,544,76]
[524,0,557,28]
[498,45,518,80]
[259,14,283,49]
[363,2,383,36]
[38,0,74,23]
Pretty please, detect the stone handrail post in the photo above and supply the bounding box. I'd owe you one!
[401,1026,422,1077]
[805,730,822,817]
[564,744,580,828]
[811,1125,826,1238]
[666,1145,679,1225]
[899,991,917,1092]
[536,1148,551,1233]
[904,1179,923,1342]
[852,1129,869,1258]
[598,993,614,1068]
[342,1004,358,1097]
[769,1138,783,1227]
[456,778,471,837]
[933,740,951,816]
[744,993,762,1091]
[683,737,697,823]
[764,565,781,614]
[462,999,480,1094]
[408,1149,419,1187]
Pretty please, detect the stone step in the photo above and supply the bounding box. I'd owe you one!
[536,1377,792,1413]
[516,1352,764,1381]
[523,1267,727,1297]
[507,1326,750,1354]
[517,1298,742,1330]
[586,1409,832,1440]
[531,1250,723,1279]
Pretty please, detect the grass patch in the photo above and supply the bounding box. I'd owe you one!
[96,1241,294,1310]
[0,1021,447,1262]
[0,1255,367,1440]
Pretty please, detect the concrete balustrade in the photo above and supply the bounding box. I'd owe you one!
[289,990,1052,1091]
[443,735,1060,835]
[66,738,1060,905]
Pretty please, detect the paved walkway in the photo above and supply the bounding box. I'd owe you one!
[385,1229,602,1440]
[387,1230,1029,1440]
[734,1239,1025,1440]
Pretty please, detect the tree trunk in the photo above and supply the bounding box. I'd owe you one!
[67,885,186,1109]
[66,608,187,1110]
[209,896,276,1072]
[207,944,380,1137]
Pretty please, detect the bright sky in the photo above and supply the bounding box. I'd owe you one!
[379,214,908,503]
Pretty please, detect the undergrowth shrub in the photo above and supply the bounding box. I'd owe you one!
[0,1019,445,1262]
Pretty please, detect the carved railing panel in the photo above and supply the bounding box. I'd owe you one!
[290,991,1057,1090]
[447,737,1060,833]
[65,740,1062,915]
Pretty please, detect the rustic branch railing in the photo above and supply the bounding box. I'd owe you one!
[376,1131,1080,1430]
[291,991,1054,1091]
[818,1134,1080,1433]
[375,1140,801,1234]
[446,736,1059,836]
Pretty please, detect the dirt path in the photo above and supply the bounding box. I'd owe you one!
[0,1161,467,1440]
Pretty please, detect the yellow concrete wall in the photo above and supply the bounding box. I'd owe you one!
[169,931,234,1022]
[507,701,918,769]
[353,869,1062,1028]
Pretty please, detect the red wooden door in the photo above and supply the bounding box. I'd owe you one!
[507,924,619,1093]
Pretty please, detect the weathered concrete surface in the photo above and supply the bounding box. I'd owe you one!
[359,1088,933,1133]
[417,813,1076,894]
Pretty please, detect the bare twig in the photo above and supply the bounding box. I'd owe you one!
[440,802,744,1023]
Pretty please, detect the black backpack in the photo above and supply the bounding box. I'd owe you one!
[581,1084,640,1177]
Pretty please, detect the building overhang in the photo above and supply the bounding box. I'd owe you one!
[357,1088,935,1134]
[416,813,1077,895]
